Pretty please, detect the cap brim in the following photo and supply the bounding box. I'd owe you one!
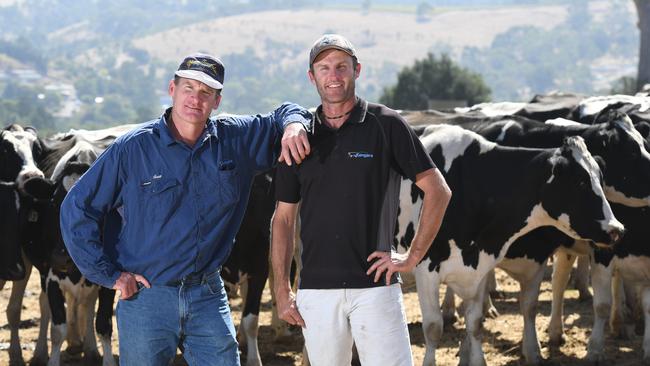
[310,46,355,65]
[175,70,223,90]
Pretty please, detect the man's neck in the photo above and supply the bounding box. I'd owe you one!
[321,97,356,129]
[168,115,204,147]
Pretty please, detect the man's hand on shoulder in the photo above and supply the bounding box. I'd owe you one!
[279,123,310,166]
[113,271,151,300]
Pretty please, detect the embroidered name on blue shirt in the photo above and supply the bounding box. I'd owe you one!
[348,152,374,159]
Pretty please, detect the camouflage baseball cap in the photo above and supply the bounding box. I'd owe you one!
[309,34,357,66]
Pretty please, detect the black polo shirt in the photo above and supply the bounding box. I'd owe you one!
[275,97,435,289]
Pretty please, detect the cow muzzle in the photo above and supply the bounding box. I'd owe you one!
[593,227,625,249]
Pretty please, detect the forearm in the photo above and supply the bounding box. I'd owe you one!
[60,194,120,288]
[407,169,452,266]
[273,102,312,131]
[271,206,297,294]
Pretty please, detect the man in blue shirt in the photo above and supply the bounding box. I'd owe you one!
[60,53,312,366]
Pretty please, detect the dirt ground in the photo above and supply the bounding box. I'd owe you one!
[1,267,646,366]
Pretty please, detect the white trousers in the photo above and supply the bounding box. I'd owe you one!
[297,284,413,366]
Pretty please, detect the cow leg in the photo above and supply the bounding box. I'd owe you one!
[6,259,35,366]
[441,286,458,328]
[642,286,650,363]
[624,280,643,336]
[610,270,636,340]
[6,277,28,366]
[33,271,50,366]
[241,265,268,366]
[574,255,592,302]
[586,259,613,362]
[486,268,500,297]
[520,268,545,365]
[415,266,442,366]
[482,286,499,320]
[548,252,577,346]
[96,287,116,366]
[458,277,487,366]
[47,279,67,366]
[64,291,82,355]
[500,259,545,365]
[443,281,498,329]
[35,283,51,365]
[81,286,101,363]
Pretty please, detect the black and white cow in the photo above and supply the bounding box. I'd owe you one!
[1,124,51,366]
[1,124,132,365]
[31,136,118,366]
[444,112,650,363]
[542,117,650,363]
[395,124,622,366]
[464,112,650,362]
[573,94,650,124]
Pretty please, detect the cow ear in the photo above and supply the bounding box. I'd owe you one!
[23,177,56,200]
[24,126,38,136]
[551,155,569,177]
[635,122,650,140]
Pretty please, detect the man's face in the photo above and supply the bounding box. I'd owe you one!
[308,49,360,105]
[168,77,221,127]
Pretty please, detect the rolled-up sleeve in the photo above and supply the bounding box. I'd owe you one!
[60,142,125,288]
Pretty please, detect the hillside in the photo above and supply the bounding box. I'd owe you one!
[131,6,567,79]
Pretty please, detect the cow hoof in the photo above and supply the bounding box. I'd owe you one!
[65,344,83,356]
[547,334,565,347]
[443,313,459,329]
[10,358,26,366]
[28,354,48,366]
[585,351,605,365]
[485,305,500,319]
[578,291,593,302]
[103,356,118,366]
[489,290,505,299]
[83,350,102,364]
[614,325,636,340]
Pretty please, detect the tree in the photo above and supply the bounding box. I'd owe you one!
[635,0,650,90]
[379,53,491,110]
[611,75,638,95]
[416,2,432,23]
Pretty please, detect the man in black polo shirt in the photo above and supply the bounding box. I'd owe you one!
[271,34,451,365]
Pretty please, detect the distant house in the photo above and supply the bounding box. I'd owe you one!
[11,68,42,83]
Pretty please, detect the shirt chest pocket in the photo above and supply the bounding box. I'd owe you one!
[138,177,182,223]
[212,168,240,209]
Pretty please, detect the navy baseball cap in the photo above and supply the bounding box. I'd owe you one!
[175,53,225,90]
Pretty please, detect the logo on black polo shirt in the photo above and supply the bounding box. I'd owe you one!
[347,151,374,159]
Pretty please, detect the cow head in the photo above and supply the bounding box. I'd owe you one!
[46,161,92,274]
[0,125,45,194]
[584,111,650,207]
[540,136,624,248]
[0,183,26,280]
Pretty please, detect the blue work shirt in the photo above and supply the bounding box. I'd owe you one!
[60,103,311,288]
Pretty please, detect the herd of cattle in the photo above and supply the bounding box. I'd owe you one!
[2,92,650,366]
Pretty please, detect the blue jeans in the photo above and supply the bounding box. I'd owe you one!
[116,269,240,366]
